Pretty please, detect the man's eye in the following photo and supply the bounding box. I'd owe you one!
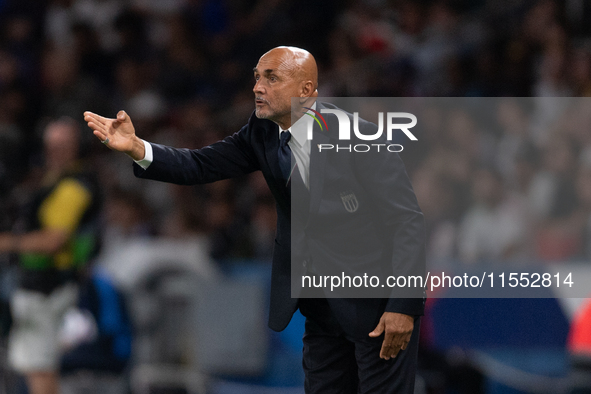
[255,75,260,81]
[270,76,277,82]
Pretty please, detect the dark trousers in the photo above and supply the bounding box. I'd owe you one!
[299,299,420,394]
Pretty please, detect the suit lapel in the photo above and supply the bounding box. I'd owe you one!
[260,103,332,218]
[263,121,285,186]
[309,102,331,218]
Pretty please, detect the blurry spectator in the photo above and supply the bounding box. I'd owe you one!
[112,56,158,116]
[41,46,111,121]
[0,87,26,188]
[0,46,30,185]
[204,194,247,261]
[458,168,531,264]
[569,47,591,96]
[102,187,153,252]
[338,2,396,57]
[247,195,277,262]
[60,266,132,394]
[575,165,591,260]
[529,138,579,221]
[72,22,114,86]
[412,1,462,96]
[160,200,205,239]
[446,108,495,166]
[412,166,457,266]
[512,142,540,201]
[422,146,472,220]
[70,0,123,52]
[495,99,532,189]
[531,138,582,261]
[45,0,76,49]
[533,23,571,98]
[156,15,211,104]
[0,118,101,394]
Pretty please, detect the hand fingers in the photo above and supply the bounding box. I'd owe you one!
[400,333,412,350]
[93,130,108,142]
[87,121,106,134]
[368,320,384,338]
[389,339,403,359]
[382,340,402,360]
[382,333,412,360]
[379,332,395,359]
[84,111,107,125]
[376,313,415,360]
[117,110,128,122]
[84,112,108,127]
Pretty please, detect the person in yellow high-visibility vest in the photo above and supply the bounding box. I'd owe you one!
[0,118,101,394]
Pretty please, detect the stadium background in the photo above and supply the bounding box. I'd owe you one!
[1,0,591,393]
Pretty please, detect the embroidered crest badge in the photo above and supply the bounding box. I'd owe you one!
[340,191,359,213]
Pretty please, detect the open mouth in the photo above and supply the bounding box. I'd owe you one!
[255,97,268,105]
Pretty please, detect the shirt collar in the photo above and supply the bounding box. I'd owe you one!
[278,101,316,147]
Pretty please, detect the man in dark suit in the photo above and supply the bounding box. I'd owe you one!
[84,46,425,393]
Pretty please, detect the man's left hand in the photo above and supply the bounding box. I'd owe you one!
[369,312,414,360]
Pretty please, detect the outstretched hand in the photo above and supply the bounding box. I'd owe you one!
[369,312,414,360]
[83,110,145,161]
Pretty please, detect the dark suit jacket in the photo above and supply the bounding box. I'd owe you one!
[133,102,426,339]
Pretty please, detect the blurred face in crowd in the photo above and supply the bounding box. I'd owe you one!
[253,46,318,129]
[472,169,503,207]
[44,119,79,172]
[577,167,591,208]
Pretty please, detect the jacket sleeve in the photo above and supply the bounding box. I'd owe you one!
[133,123,260,185]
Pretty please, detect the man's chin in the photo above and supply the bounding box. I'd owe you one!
[255,109,271,120]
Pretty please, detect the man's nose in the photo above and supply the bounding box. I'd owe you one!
[253,79,265,94]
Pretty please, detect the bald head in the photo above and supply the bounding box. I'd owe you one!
[253,46,318,129]
[260,46,318,90]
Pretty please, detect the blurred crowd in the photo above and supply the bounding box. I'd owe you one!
[1,0,591,270]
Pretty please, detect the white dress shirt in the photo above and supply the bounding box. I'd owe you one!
[134,101,316,190]
[279,102,314,189]
[135,140,153,170]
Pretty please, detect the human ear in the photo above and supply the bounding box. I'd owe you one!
[300,81,314,97]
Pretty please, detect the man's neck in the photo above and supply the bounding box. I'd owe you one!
[275,99,317,131]
[275,118,292,131]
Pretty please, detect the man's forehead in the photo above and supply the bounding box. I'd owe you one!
[254,52,293,73]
